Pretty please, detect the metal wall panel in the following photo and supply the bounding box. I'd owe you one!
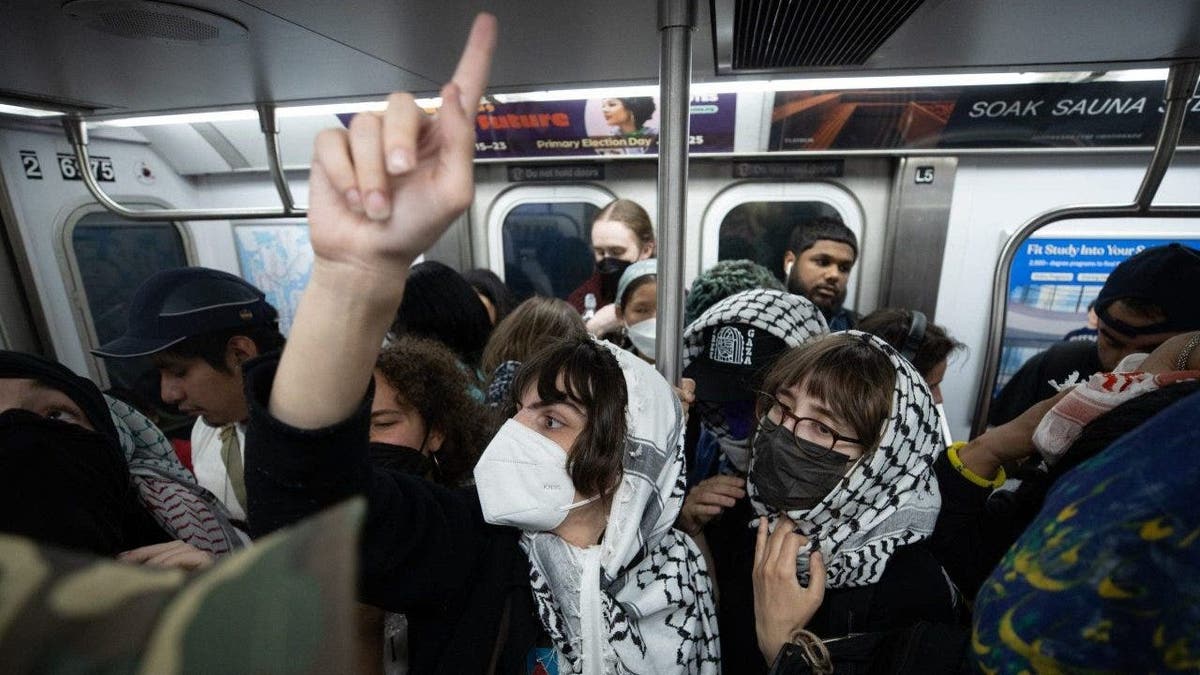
[880,156,957,319]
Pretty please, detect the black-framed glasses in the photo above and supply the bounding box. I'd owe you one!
[755,391,863,455]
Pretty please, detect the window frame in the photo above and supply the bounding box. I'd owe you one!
[485,184,616,280]
[697,181,866,306]
[57,203,195,387]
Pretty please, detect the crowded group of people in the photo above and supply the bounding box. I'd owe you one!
[4,14,1200,674]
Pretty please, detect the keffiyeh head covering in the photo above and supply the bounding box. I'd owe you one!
[1034,352,1200,464]
[683,289,828,472]
[523,341,720,674]
[748,331,943,588]
[107,397,248,554]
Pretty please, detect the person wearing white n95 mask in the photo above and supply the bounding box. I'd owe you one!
[612,259,657,363]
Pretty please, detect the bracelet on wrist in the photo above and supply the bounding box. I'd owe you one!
[947,441,1007,489]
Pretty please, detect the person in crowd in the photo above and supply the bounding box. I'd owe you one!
[566,199,656,332]
[464,267,517,326]
[970,385,1200,672]
[610,259,657,362]
[93,267,285,525]
[782,216,859,331]
[680,289,828,489]
[733,332,954,672]
[990,243,1200,425]
[370,336,496,486]
[0,350,242,567]
[684,259,784,326]
[244,16,719,673]
[857,308,963,405]
[480,296,588,406]
[930,330,1200,600]
[600,97,657,136]
[390,260,492,377]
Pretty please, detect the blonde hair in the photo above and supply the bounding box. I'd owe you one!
[595,199,655,250]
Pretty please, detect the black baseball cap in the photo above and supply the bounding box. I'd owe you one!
[1095,243,1200,336]
[93,267,277,358]
[683,323,790,402]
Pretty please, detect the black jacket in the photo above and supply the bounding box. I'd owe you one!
[243,356,540,675]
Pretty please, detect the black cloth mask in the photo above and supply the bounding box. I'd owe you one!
[749,420,852,512]
[368,442,435,478]
[597,258,633,306]
[0,409,146,556]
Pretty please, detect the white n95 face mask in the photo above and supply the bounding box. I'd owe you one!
[474,419,597,531]
[626,317,657,360]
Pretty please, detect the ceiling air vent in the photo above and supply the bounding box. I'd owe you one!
[63,0,248,46]
[717,0,925,72]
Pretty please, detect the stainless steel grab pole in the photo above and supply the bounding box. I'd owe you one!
[654,0,696,387]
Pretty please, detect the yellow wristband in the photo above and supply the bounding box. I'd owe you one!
[946,441,1006,489]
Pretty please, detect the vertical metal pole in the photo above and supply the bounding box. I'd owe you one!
[655,0,696,386]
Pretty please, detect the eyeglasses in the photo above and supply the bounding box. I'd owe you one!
[755,391,863,457]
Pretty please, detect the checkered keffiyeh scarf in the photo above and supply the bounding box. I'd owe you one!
[748,331,943,588]
[683,289,828,472]
[107,397,248,555]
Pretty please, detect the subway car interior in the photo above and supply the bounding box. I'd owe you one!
[2,0,1200,672]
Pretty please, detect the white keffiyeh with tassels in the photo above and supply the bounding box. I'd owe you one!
[748,331,943,588]
[523,342,721,674]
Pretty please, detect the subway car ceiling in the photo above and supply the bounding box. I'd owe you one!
[3,0,1200,118]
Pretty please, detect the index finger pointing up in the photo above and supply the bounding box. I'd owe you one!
[451,13,498,112]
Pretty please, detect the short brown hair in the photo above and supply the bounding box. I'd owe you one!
[595,199,655,250]
[507,338,627,500]
[759,333,894,452]
[376,337,499,486]
[482,296,588,375]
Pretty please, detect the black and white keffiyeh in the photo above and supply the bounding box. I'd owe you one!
[523,342,720,674]
[748,331,943,588]
[683,289,828,472]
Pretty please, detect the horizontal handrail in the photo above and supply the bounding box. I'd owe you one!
[62,106,306,221]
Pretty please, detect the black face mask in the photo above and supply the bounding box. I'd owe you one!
[597,257,633,306]
[0,409,136,556]
[368,442,435,478]
[749,420,852,512]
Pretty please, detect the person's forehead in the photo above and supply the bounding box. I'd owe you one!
[630,281,657,301]
[0,377,81,408]
[802,240,856,261]
[592,219,638,246]
[519,379,587,417]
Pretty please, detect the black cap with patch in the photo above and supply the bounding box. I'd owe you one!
[682,323,790,402]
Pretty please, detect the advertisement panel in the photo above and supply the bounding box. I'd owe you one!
[473,93,737,157]
[769,81,1200,151]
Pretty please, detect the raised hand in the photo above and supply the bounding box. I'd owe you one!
[306,13,497,278]
[270,13,497,430]
[753,516,826,666]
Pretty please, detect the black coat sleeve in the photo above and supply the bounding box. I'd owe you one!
[988,350,1048,426]
[242,354,489,613]
[926,450,1037,601]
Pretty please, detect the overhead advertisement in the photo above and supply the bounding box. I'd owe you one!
[996,237,1200,393]
[472,94,736,158]
[769,81,1200,151]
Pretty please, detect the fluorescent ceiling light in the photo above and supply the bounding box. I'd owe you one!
[0,103,64,118]
[101,109,259,127]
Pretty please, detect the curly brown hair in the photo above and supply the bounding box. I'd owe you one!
[375,336,499,486]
